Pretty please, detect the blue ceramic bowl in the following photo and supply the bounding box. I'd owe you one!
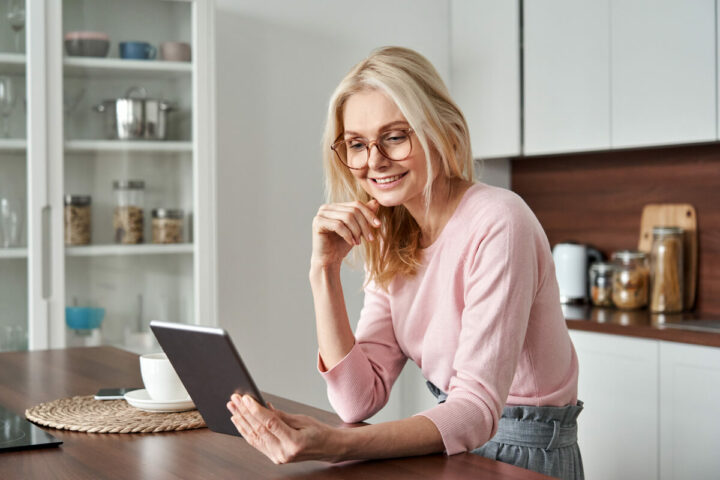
[65,307,105,330]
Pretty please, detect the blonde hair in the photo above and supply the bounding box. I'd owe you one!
[321,46,474,290]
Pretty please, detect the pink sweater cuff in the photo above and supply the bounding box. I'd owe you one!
[317,344,377,423]
[416,391,496,455]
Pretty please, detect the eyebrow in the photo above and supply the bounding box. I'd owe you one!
[344,120,410,137]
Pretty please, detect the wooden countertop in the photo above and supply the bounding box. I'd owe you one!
[0,347,551,480]
[564,305,720,347]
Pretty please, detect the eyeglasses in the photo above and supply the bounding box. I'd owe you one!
[331,128,414,170]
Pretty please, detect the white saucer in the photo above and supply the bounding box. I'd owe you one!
[124,389,195,413]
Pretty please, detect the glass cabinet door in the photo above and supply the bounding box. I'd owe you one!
[59,0,195,353]
[0,0,28,352]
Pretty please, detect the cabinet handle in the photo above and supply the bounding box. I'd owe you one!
[42,205,51,299]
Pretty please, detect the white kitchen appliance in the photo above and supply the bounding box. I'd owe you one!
[552,242,604,303]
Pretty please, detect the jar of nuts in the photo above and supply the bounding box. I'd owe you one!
[64,195,91,245]
[611,250,649,310]
[113,180,145,244]
[152,208,184,244]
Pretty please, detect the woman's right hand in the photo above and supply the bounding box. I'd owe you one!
[311,199,381,269]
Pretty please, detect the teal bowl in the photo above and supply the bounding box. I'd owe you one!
[65,307,105,330]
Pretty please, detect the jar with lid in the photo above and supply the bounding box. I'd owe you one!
[611,250,649,309]
[589,262,614,307]
[113,180,145,244]
[650,226,684,313]
[64,195,91,245]
[152,208,184,244]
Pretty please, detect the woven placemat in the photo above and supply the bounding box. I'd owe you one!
[25,395,206,434]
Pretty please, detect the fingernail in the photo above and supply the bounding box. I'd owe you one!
[368,233,374,241]
[243,395,252,406]
[374,219,381,226]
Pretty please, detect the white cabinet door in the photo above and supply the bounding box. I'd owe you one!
[523,0,610,155]
[450,0,520,159]
[570,330,659,480]
[659,342,720,480]
[611,0,716,148]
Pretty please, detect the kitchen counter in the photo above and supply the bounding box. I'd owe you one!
[564,304,720,348]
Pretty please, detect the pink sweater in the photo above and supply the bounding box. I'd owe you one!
[319,182,578,455]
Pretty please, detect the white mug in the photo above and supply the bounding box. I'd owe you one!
[139,352,189,401]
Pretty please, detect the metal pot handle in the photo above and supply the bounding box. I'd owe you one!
[124,86,148,99]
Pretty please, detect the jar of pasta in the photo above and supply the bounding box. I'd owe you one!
[113,180,145,244]
[64,195,91,245]
[649,226,684,313]
[589,262,614,307]
[152,208,184,244]
[611,250,649,310]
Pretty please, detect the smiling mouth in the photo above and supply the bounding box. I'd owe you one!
[370,172,408,184]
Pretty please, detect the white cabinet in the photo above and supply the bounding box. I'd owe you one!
[450,0,520,159]
[570,330,720,480]
[570,330,659,480]
[524,0,716,155]
[523,0,611,155]
[611,0,716,148]
[659,342,720,480]
[0,0,216,353]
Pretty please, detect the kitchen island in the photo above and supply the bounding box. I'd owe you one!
[0,347,551,480]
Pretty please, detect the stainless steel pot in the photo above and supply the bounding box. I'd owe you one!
[94,87,174,140]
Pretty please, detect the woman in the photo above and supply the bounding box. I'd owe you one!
[226,46,584,479]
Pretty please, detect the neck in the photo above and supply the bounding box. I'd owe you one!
[403,175,473,248]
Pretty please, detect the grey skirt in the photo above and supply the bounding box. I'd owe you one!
[427,381,584,480]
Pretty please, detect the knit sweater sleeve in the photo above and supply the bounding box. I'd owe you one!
[318,278,407,423]
[416,201,541,454]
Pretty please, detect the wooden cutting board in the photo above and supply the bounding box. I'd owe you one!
[638,203,697,310]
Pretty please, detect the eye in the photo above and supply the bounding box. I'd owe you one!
[347,139,367,151]
[382,131,408,144]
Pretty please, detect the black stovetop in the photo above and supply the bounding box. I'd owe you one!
[0,403,62,453]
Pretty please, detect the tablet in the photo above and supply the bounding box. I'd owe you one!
[149,321,266,436]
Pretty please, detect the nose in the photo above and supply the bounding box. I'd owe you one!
[367,143,390,170]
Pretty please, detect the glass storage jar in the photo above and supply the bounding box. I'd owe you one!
[152,208,184,244]
[589,262,614,307]
[611,250,649,310]
[64,194,91,245]
[113,180,145,244]
[649,226,684,313]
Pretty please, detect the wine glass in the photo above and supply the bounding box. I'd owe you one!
[0,76,16,138]
[7,0,26,53]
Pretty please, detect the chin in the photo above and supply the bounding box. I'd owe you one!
[371,190,411,208]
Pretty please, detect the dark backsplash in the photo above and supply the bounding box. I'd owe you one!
[511,142,720,316]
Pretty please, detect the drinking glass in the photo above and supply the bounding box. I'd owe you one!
[6,0,26,53]
[0,76,16,138]
[0,197,23,248]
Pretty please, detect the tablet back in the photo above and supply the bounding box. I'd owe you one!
[150,321,266,436]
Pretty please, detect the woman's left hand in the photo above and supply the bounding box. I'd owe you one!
[226,394,342,464]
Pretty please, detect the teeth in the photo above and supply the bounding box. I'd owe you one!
[375,174,403,184]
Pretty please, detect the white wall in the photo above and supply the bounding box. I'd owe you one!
[215,0,452,421]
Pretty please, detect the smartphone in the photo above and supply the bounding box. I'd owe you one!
[94,387,142,400]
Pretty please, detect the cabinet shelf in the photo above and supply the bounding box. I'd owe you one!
[66,244,193,257]
[0,53,26,74]
[0,248,27,259]
[64,57,192,79]
[65,140,192,153]
[0,139,27,151]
